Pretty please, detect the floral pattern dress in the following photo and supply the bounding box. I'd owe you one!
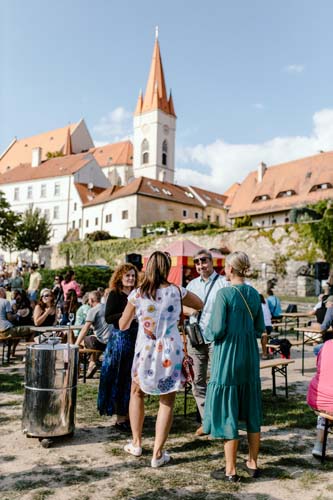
[128,284,187,395]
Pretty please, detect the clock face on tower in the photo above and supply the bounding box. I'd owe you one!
[141,124,150,134]
[163,125,169,135]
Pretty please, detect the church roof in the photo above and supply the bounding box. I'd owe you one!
[89,141,133,167]
[189,186,227,208]
[228,151,333,218]
[135,35,176,117]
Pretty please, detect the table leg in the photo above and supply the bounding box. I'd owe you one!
[285,365,288,398]
[302,331,305,376]
[296,318,299,341]
[272,367,276,396]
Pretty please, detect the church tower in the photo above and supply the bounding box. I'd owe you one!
[133,29,176,183]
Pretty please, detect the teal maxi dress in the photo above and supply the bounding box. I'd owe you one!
[203,284,265,440]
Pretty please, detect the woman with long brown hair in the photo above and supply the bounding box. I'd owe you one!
[119,251,202,467]
[98,263,139,431]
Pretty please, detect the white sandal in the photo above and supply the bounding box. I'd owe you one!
[151,451,171,468]
[124,441,142,457]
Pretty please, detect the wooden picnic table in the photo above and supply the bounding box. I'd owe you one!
[294,325,329,375]
[260,358,295,398]
[281,312,311,338]
[30,325,84,344]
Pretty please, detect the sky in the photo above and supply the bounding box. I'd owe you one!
[2,0,333,193]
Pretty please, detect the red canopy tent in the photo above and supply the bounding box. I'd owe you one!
[143,239,225,286]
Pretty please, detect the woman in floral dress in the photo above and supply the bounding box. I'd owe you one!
[119,251,203,468]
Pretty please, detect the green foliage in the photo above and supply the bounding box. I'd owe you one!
[234,215,252,228]
[271,253,288,277]
[46,151,64,159]
[16,208,52,254]
[37,266,112,292]
[289,222,322,262]
[310,216,333,263]
[85,230,116,241]
[59,236,155,266]
[142,219,219,236]
[0,191,21,251]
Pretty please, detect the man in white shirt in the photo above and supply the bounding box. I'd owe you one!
[185,250,229,435]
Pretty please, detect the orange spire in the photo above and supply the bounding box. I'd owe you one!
[138,34,176,116]
[134,90,143,114]
[64,126,72,156]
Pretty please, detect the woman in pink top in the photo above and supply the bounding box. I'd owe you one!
[61,270,81,300]
[307,335,333,457]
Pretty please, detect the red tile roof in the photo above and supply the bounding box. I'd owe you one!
[84,177,203,207]
[74,183,106,204]
[0,153,93,184]
[89,141,133,167]
[189,186,227,208]
[228,151,333,217]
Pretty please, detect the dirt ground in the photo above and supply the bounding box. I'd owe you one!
[1,342,333,500]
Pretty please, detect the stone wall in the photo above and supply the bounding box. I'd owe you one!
[40,224,325,296]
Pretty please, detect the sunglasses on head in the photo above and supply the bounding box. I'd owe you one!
[194,257,209,265]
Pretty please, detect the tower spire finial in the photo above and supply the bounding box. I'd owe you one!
[155,25,159,40]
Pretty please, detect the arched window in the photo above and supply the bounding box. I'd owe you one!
[141,139,149,164]
[162,140,168,166]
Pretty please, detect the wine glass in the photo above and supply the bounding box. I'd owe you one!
[68,312,75,325]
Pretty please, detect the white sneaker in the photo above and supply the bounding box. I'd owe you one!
[312,443,323,458]
[151,451,171,468]
[124,441,142,457]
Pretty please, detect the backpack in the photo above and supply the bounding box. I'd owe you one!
[315,295,329,324]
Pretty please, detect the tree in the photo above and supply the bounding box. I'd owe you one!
[310,201,333,263]
[0,191,21,252]
[16,208,52,258]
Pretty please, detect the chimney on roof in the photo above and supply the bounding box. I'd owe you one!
[258,162,267,183]
[32,147,42,167]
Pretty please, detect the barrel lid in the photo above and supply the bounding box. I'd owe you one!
[29,343,78,351]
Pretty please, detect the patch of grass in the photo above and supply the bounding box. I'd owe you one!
[262,389,314,428]
[0,372,24,394]
[1,455,16,462]
[13,479,49,491]
[326,483,333,491]
[275,456,313,469]
[105,445,123,456]
[0,399,22,407]
[31,489,55,500]
[0,414,15,424]
[298,470,322,488]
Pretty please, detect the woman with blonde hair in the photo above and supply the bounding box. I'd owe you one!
[119,251,203,467]
[98,263,139,431]
[203,251,265,482]
[33,289,57,327]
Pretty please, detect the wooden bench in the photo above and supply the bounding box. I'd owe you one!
[260,359,295,398]
[79,348,103,383]
[0,335,29,364]
[314,411,333,463]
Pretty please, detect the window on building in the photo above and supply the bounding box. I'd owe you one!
[105,214,112,223]
[86,219,89,228]
[95,217,98,226]
[14,188,19,201]
[27,186,33,199]
[141,139,149,164]
[162,140,168,166]
[272,219,276,225]
[74,202,77,211]
[261,220,265,226]
[215,215,220,224]
[72,221,75,229]
[194,212,199,219]
[284,217,289,223]
[53,206,59,219]
[79,219,82,228]
[44,209,50,220]
[182,209,188,217]
[122,210,128,219]
[54,182,60,196]
[207,215,211,222]
[40,184,46,198]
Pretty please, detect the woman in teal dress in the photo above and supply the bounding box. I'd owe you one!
[203,251,265,483]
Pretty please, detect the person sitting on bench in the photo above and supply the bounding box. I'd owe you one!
[307,332,333,458]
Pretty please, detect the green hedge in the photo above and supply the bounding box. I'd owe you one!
[23,266,112,294]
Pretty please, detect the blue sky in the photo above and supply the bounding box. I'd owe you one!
[2,0,333,192]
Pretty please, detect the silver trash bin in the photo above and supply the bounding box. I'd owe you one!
[22,341,79,442]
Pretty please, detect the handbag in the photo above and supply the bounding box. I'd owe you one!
[177,287,195,383]
[185,274,219,347]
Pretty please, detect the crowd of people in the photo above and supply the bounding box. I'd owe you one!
[1,252,333,479]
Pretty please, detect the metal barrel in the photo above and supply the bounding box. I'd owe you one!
[22,343,79,438]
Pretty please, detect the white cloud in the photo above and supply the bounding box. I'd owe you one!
[175,108,333,193]
[93,107,132,142]
[284,64,304,74]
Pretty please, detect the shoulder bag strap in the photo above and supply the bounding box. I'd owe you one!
[198,274,219,321]
[177,286,189,355]
[231,285,254,322]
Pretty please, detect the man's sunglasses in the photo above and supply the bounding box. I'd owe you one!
[193,257,209,265]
